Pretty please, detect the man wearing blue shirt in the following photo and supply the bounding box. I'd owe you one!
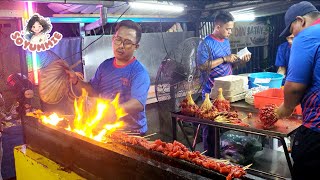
[275,34,294,84]
[67,20,150,135]
[197,11,251,157]
[276,1,320,179]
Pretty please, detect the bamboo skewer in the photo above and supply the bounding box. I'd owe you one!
[208,158,230,163]
[143,132,157,138]
[243,163,253,170]
[241,116,248,121]
[130,135,144,138]
[130,135,150,140]
[216,160,230,163]
[200,150,207,155]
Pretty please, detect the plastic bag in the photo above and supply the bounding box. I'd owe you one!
[245,86,269,105]
[220,130,263,164]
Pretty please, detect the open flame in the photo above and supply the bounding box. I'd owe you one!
[40,113,64,126]
[28,89,127,142]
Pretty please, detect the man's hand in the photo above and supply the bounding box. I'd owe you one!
[275,103,295,119]
[65,69,78,85]
[277,66,286,76]
[241,53,251,62]
[101,105,118,124]
[225,54,238,63]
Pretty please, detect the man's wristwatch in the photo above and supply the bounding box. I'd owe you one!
[222,57,226,63]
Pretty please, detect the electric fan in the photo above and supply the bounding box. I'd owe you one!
[155,37,212,112]
[4,50,62,117]
[6,73,34,118]
[6,73,33,94]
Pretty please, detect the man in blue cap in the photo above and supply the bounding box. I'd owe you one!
[276,1,320,179]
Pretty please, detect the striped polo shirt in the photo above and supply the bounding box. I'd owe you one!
[197,35,233,98]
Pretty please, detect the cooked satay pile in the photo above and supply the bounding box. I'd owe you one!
[179,92,249,127]
[213,88,231,112]
[179,91,199,117]
[258,104,279,129]
[109,132,247,180]
[195,93,220,120]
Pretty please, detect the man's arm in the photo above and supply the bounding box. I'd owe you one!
[277,66,287,75]
[199,54,238,71]
[120,98,144,114]
[125,69,150,116]
[277,81,307,118]
[199,57,224,71]
[275,44,287,72]
[232,53,252,69]
[276,37,313,118]
[72,79,98,97]
[66,70,98,97]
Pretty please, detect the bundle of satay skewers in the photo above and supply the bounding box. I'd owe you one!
[179,92,249,127]
[108,131,251,180]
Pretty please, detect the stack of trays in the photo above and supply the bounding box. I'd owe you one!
[211,75,248,102]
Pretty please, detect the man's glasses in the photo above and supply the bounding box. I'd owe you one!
[113,36,137,48]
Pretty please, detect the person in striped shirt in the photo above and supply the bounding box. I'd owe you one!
[197,10,251,157]
[67,20,150,135]
[276,1,320,179]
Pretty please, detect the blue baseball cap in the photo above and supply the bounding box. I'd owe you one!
[279,1,318,37]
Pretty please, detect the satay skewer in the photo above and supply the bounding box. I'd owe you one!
[241,116,248,121]
[116,129,131,133]
[209,158,230,163]
[143,132,157,138]
[129,135,144,138]
[200,150,207,155]
[243,163,253,170]
[130,135,150,140]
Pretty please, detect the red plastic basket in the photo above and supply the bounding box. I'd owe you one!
[253,88,302,115]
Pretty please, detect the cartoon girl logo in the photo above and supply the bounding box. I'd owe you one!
[10,13,62,52]
[24,14,52,44]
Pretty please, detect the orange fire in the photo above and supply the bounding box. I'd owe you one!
[40,113,64,126]
[27,89,127,142]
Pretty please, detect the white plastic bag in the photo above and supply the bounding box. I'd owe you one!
[245,86,269,105]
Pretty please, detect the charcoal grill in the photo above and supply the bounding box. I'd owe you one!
[22,116,254,180]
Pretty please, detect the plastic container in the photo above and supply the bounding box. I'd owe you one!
[254,88,283,108]
[253,88,302,115]
[248,72,284,89]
